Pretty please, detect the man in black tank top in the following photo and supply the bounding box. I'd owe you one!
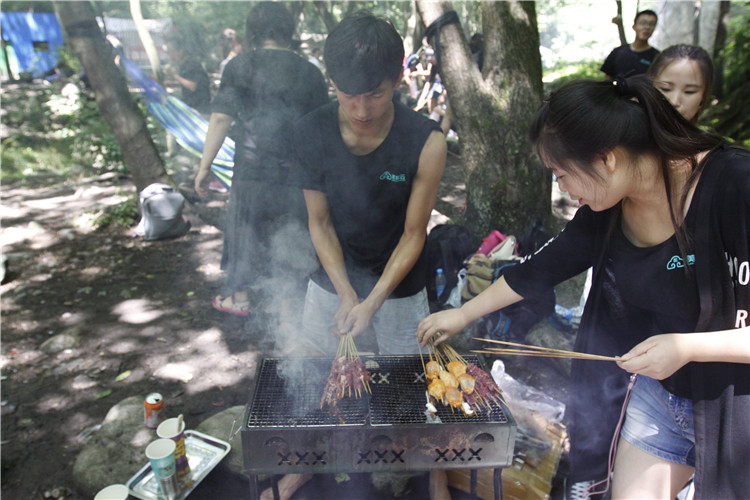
[295,11,446,346]
[280,11,450,500]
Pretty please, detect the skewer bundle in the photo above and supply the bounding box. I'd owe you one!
[420,340,504,417]
[320,335,372,412]
[471,338,619,361]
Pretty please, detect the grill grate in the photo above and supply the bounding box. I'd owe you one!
[368,356,509,425]
[246,355,509,427]
[246,357,367,427]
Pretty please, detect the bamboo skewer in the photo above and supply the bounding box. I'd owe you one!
[473,337,620,361]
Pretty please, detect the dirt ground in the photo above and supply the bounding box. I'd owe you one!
[1,134,581,499]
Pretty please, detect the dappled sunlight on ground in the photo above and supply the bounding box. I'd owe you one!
[152,328,260,394]
[111,298,165,324]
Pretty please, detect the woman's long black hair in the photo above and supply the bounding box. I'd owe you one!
[528,75,724,258]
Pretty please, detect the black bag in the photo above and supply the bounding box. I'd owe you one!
[424,224,475,305]
[135,183,191,241]
[478,260,555,341]
[517,218,552,257]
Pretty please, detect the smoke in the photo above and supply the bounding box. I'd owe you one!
[249,216,326,409]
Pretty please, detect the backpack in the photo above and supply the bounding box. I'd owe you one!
[135,183,191,241]
[424,224,475,306]
[473,260,556,341]
[517,218,552,257]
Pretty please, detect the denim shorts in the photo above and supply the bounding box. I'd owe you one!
[620,375,695,466]
[299,279,429,356]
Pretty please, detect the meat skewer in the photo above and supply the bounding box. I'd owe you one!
[421,339,505,416]
[320,335,371,415]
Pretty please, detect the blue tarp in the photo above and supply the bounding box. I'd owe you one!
[1,12,63,78]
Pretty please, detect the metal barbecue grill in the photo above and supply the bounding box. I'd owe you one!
[242,355,516,500]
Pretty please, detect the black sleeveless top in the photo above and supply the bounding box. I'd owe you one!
[294,99,441,298]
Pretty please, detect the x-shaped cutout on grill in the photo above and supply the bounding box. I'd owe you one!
[357,450,371,464]
[413,372,425,383]
[312,451,326,465]
[295,451,309,465]
[451,449,465,461]
[390,449,405,463]
[434,448,450,462]
[374,372,390,384]
[374,450,389,463]
[468,448,483,461]
[277,452,293,466]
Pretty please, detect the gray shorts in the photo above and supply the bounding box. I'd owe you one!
[300,279,429,355]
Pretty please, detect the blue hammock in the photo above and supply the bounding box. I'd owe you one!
[119,54,234,189]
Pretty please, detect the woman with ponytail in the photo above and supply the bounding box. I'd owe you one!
[418,75,750,499]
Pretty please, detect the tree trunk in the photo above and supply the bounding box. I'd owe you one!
[129,0,163,82]
[711,0,730,99]
[416,0,549,238]
[693,0,702,46]
[615,1,627,45]
[403,1,421,57]
[54,1,169,193]
[313,1,338,32]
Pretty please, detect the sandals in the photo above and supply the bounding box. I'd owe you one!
[212,294,250,316]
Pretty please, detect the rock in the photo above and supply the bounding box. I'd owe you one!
[195,405,245,478]
[370,471,413,497]
[40,328,81,354]
[73,395,153,497]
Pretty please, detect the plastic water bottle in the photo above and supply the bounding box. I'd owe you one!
[555,304,573,322]
[435,268,447,299]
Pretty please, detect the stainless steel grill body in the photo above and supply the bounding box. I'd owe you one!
[242,355,516,475]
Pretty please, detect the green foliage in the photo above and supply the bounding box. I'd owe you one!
[91,196,140,230]
[702,2,750,145]
[47,91,126,173]
[721,2,750,93]
[1,81,126,185]
[0,1,54,12]
[543,61,602,95]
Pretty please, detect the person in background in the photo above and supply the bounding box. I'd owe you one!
[273,11,448,500]
[601,10,660,79]
[194,2,328,316]
[417,75,750,499]
[648,44,714,124]
[414,48,440,113]
[307,47,323,72]
[164,33,211,115]
[218,27,242,78]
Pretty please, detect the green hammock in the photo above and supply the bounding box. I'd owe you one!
[120,53,233,189]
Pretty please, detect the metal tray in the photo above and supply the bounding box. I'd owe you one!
[127,430,231,500]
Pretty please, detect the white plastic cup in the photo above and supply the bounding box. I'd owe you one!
[156,417,190,482]
[146,438,178,499]
[94,483,129,499]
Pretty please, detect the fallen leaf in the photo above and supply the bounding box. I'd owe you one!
[95,389,112,399]
[115,371,131,382]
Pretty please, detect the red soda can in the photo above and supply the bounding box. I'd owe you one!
[144,393,164,428]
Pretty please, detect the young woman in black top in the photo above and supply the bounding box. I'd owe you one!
[418,76,750,499]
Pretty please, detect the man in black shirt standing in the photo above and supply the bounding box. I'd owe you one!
[601,10,660,79]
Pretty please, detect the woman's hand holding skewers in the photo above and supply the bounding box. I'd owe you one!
[617,328,750,380]
[616,334,689,380]
[417,308,469,346]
